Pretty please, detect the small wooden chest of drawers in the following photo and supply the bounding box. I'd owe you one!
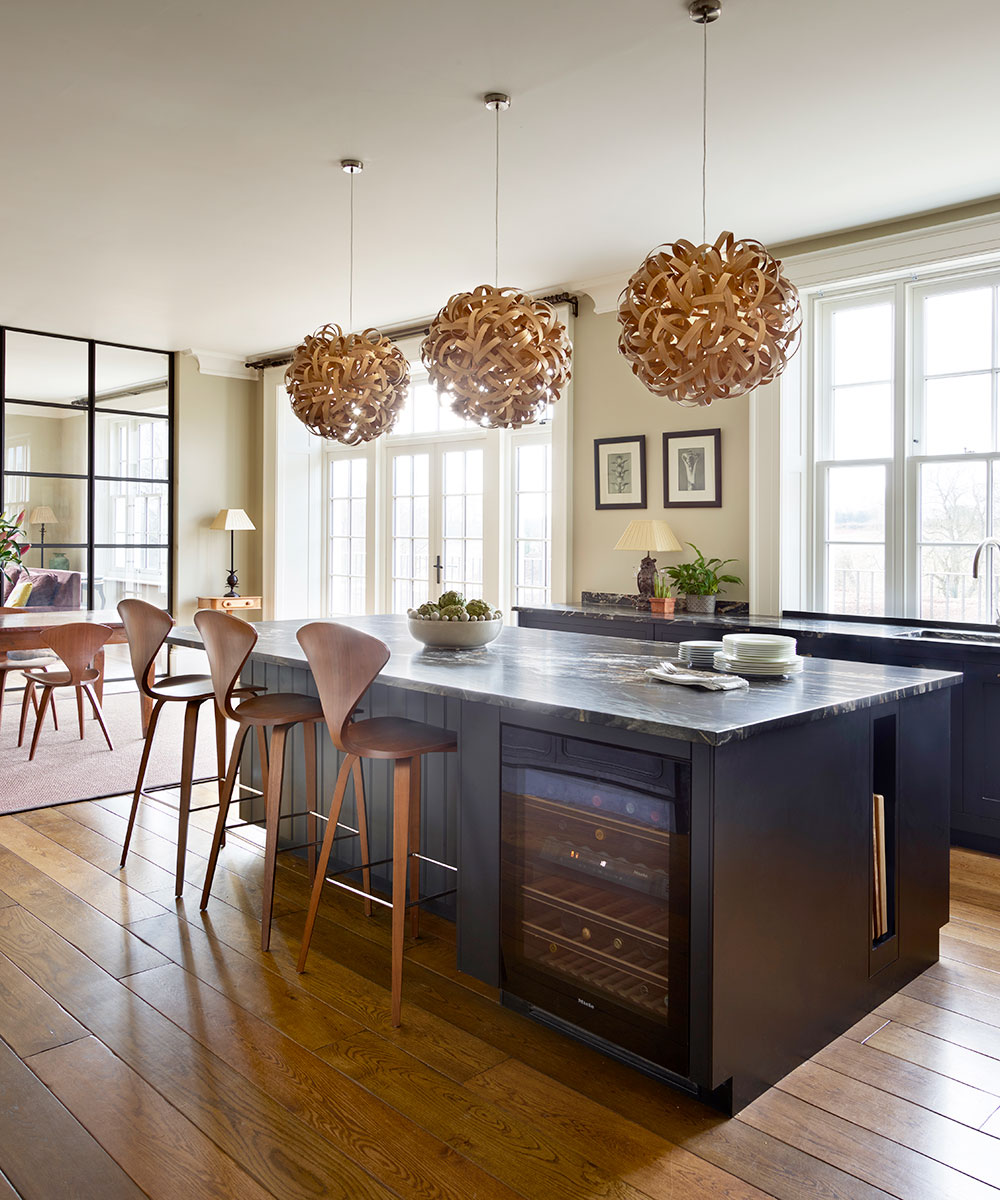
[197,595,262,614]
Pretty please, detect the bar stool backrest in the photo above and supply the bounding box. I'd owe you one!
[41,623,113,683]
[118,599,173,698]
[296,621,390,752]
[194,608,258,720]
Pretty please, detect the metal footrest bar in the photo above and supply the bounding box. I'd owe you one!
[143,774,223,793]
[411,852,458,872]
[323,878,394,908]
[405,888,457,908]
[277,838,324,854]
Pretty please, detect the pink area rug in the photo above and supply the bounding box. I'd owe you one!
[0,686,220,814]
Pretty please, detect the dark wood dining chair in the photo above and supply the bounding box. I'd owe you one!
[294,620,458,1027]
[22,623,115,761]
[117,599,264,898]
[195,608,324,951]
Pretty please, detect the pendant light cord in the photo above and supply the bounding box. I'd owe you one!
[702,15,708,244]
[349,168,355,332]
[494,102,500,287]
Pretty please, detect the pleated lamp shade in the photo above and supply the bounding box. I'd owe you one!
[210,508,256,532]
[29,506,57,525]
[613,520,681,553]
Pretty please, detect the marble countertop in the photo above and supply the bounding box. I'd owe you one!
[513,602,1000,650]
[167,616,960,747]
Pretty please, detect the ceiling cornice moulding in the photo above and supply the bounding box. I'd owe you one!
[570,272,626,314]
[184,348,257,380]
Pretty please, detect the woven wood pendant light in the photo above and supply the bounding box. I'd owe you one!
[617,1,801,408]
[286,160,410,444]
[421,95,572,429]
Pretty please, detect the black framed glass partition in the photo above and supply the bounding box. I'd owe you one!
[1,327,174,615]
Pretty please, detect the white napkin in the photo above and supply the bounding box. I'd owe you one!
[645,660,749,691]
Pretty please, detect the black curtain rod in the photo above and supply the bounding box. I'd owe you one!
[243,292,580,372]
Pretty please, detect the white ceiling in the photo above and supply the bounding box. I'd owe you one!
[2,0,998,359]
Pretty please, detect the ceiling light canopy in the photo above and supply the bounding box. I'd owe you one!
[286,159,410,444]
[617,1,801,407]
[421,94,572,429]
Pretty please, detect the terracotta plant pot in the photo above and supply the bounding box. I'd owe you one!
[650,596,676,616]
[682,593,717,615]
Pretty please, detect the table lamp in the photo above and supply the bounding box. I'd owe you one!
[29,506,57,567]
[614,519,682,598]
[210,508,255,597]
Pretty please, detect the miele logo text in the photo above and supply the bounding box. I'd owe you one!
[577,998,595,1009]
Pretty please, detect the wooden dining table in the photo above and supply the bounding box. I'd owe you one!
[0,609,153,734]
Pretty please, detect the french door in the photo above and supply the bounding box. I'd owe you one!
[384,437,500,612]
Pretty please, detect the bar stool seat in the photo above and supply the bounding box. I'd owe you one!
[195,609,324,951]
[22,665,99,688]
[117,599,263,899]
[294,620,458,1027]
[233,692,324,725]
[343,716,456,759]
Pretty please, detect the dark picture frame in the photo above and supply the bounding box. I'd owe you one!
[663,428,722,508]
[594,435,647,510]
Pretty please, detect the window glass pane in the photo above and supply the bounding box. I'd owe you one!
[827,466,884,542]
[390,452,429,612]
[93,545,168,611]
[924,287,992,376]
[827,545,885,616]
[94,482,169,545]
[922,375,992,456]
[832,303,892,386]
[327,456,367,615]
[831,384,892,460]
[919,461,986,544]
[95,413,169,477]
[514,441,553,606]
[4,402,89,476]
[4,476,88,554]
[919,545,988,623]
[4,332,88,403]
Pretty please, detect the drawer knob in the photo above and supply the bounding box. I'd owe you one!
[594,828,605,841]
[581,927,591,941]
[612,936,623,951]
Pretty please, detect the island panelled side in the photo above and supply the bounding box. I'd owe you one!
[234,643,951,1114]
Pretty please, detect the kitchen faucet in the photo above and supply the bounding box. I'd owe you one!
[972,538,1000,624]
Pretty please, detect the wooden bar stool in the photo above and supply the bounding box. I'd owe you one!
[295,620,458,1027]
[117,599,264,898]
[195,608,325,950]
[22,624,115,760]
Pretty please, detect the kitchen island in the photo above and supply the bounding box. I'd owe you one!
[169,616,960,1113]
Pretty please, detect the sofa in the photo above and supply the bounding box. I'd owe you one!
[0,566,82,611]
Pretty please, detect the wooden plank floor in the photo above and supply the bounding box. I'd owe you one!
[0,787,999,1200]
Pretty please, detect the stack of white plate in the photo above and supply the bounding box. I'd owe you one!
[678,640,725,669]
[713,633,803,678]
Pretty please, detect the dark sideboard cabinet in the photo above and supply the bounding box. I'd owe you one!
[516,607,1000,854]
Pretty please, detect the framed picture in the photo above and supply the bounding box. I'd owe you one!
[663,428,722,508]
[594,436,647,510]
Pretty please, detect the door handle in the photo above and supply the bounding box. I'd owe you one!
[434,555,443,584]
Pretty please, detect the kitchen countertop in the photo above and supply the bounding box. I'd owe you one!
[513,602,1000,651]
[168,615,960,747]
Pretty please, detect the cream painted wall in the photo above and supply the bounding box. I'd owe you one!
[571,299,749,603]
[173,353,262,623]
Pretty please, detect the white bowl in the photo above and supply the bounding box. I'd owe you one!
[407,615,503,649]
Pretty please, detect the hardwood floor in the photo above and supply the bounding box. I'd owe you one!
[0,787,998,1199]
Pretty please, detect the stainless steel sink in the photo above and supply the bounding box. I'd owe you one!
[902,628,1000,645]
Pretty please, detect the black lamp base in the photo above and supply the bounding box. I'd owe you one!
[224,529,240,598]
[636,553,657,598]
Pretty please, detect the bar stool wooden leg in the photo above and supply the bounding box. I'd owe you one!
[391,757,412,1028]
[174,699,202,898]
[75,686,86,738]
[213,703,227,802]
[256,727,269,799]
[352,758,373,917]
[304,719,318,882]
[201,721,251,909]
[120,697,166,868]
[408,757,421,940]
[28,687,54,761]
[260,723,289,952]
[297,753,355,972]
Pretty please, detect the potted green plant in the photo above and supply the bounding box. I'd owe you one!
[0,509,30,594]
[650,569,676,616]
[663,542,742,615]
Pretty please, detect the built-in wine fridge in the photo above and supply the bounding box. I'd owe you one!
[500,725,690,1079]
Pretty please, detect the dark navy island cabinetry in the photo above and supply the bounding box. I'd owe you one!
[516,603,1000,855]
[169,615,958,1115]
